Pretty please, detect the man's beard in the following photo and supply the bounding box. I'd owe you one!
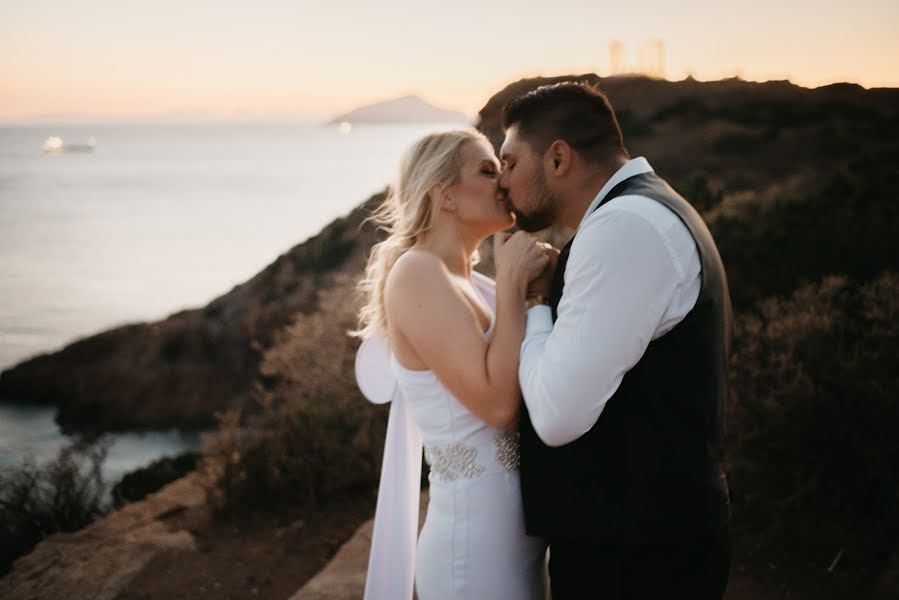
[511,168,557,233]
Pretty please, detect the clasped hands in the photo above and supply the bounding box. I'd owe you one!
[493,231,561,303]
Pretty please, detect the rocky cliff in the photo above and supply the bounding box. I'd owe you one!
[2,74,897,435]
[0,194,385,434]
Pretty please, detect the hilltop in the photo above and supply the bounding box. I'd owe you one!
[329,94,469,124]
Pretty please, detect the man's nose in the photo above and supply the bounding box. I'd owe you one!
[498,168,509,189]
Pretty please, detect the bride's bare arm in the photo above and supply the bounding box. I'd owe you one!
[385,234,547,430]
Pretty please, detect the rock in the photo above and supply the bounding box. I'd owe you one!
[0,471,208,600]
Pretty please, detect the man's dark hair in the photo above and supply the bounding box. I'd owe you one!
[501,81,629,164]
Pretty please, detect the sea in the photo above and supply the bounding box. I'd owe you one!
[0,121,458,483]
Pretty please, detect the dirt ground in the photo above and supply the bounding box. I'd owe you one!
[112,487,872,600]
[115,491,377,600]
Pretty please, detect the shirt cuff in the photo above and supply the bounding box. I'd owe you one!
[525,305,553,337]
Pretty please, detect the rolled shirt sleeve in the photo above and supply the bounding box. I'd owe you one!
[519,204,682,447]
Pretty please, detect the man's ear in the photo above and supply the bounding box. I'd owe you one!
[546,140,572,177]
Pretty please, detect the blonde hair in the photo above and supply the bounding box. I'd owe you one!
[351,128,491,340]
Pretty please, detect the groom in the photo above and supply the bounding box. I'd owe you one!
[498,81,733,599]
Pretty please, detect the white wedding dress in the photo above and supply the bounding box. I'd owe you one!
[356,271,548,600]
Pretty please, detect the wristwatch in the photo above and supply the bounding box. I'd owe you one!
[525,295,550,309]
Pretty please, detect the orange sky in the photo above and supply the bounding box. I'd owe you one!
[1,0,897,123]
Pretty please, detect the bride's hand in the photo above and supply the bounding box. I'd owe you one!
[527,243,560,299]
[493,231,550,295]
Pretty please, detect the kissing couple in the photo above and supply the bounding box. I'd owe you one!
[354,81,733,600]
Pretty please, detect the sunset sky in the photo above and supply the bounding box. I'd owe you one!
[1,0,897,123]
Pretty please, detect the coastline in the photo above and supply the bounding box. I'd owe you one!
[2,74,896,597]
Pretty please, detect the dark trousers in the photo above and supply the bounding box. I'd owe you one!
[548,525,731,600]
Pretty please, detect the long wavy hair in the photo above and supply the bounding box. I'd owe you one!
[351,128,490,341]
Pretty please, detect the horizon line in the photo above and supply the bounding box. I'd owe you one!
[2,73,894,127]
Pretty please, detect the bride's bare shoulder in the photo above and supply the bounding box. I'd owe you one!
[387,249,444,287]
[385,250,453,311]
[392,248,442,271]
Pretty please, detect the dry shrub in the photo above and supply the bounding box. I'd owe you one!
[110,451,200,508]
[727,272,899,578]
[203,268,388,518]
[0,438,111,575]
[202,400,384,519]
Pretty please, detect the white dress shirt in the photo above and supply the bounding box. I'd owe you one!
[519,157,702,447]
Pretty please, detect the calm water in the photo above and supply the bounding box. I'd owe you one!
[0,121,455,479]
[0,403,203,485]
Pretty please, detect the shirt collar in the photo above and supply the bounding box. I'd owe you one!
[576,156,654,231]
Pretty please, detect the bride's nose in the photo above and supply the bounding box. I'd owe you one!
[498,167,509,188]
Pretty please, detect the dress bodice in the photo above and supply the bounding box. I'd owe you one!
[389,300,520,483]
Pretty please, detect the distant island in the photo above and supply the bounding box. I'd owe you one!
[329,94,470,125]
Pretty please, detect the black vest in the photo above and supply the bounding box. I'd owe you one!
[519,171,733,544]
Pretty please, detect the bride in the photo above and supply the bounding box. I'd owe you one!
[353,129,551,599]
